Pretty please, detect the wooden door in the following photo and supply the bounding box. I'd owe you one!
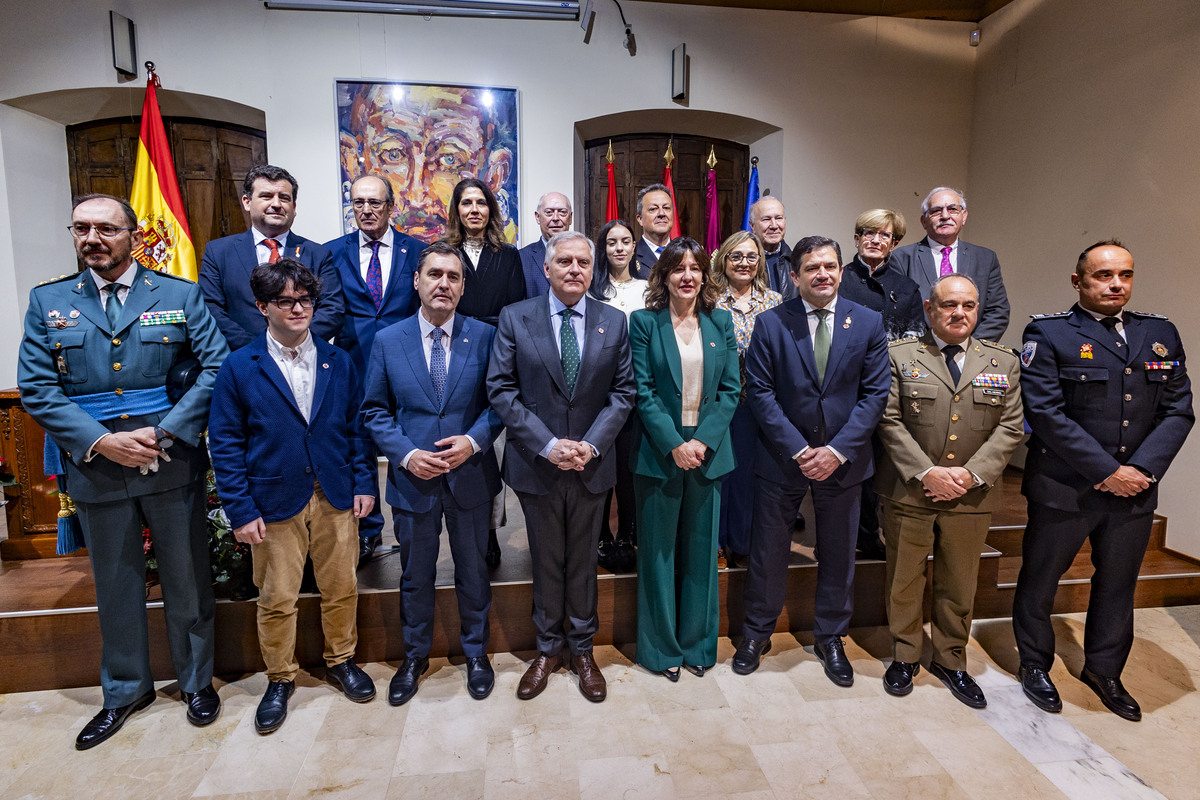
[583,134,748,249]
[67,119,267,264]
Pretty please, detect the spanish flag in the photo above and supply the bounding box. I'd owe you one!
[130,68,196,281]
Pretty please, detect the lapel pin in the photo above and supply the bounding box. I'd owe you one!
[990,357,998,367]
[1080,343,1094,359]
[597,327,605,334]
[1153,342,1168,357]
[144,277,153,286]
[70,310,80,319]
[709,341,716,347]
[462,337,469,343]
[294,246,301,258]
[322,363,329,369]
[76,280,85,289]
[48,310,60,319]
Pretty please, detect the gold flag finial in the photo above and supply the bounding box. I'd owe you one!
[706,146,717,169]
[606,140,614,164]
[664,138,676,168]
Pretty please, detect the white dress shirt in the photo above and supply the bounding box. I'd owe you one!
[91,265,136,309]
[266,329,316,423]
[358,227,393,288]
[252,227,292,265]
[642,235,667,258]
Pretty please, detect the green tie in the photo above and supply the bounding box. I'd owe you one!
[559,308,580,394]
[103,284,123,331]
[813,308,831,383]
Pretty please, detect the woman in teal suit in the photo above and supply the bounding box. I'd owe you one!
[630,237,741,680]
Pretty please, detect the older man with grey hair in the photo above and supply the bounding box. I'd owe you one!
[519,192,573,298]
[889,186,1010,341]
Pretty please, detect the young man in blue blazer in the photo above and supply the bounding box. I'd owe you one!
[362,242,504,705]
[209,258,377,734]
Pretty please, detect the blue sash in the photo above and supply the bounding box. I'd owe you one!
[43,386,172,476]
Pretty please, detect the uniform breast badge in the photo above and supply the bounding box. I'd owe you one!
[1152,342,1168,357]
[139,310,187,326]
[1080,343,1094,359]
[972,373,1010,389]
[902,361,927,379]
[1145,361,1180,370]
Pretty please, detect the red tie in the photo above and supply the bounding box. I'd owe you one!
[264,238,281,264]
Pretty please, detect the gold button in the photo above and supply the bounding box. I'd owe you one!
[1120,446,1127,453]
[954,394,960,402]
[1123,420,1129,427]
[1124,394,1132,401]
[991,398,998,405]
[1080,375,1087,381]
[113,362,122,371]
[115,388,123,396]
[163,336,170,342]
[947,453,956,460]
[951,414,959,421]
[112,338,121,346]
[54,342,62,349]
[949,434,958,441]
[119,414,129,420]
[1125,368,1132,375]
[911,390,918,397]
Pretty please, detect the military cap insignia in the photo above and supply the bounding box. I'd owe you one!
[1020,341,1036,367]
[1152,342,1168,357]
[1080,343,1094,359]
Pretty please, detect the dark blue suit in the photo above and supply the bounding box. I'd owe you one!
[325,228,426,541]
[208,334,375,529]
[199,230,344,350]
[362,314,502,659]
[518,239,550,298]
[1013,305,1194,675]
[742,296,890,641]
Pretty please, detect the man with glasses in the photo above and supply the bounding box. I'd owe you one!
[325,174,427,565]
[750,197,796,301]
[890,187,1010,341]
[519,192,573,298]
[18,194,230,749]
[209,258,378,734]
[200,164,344,350]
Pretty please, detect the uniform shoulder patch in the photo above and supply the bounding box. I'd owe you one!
[1020,341,1036,367]
[1127,310,1168,320]
[979,339,1014,354]
[888,336,919,347]
[1029,311,1071,320]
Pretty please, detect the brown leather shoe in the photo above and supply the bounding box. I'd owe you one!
[517,653,562,700]
[570,652,607,702]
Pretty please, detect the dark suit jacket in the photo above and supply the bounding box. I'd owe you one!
[1021,305,1194,513]
[324,228,425,393]
[629,308,741,481]
[745,296,891,488]
[765,241,796,302]
[208,333,374,528]
[839,255,926,340]
[487,295,636,495]
[890,238,1009,341]
[17,267,229,503]
[199,230,344,350]
[631,238,659,280]
[457,243,525,328]
[519,239,550,298]
[362,314,502,513]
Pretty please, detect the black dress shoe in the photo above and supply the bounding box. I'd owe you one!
[255,680,296,734]
[597,530,617,571]
[327,659,377,703]
[75,690,155,750]
[732,637,772,675]
[485,529,501,569]
[659,666,681,682]
[856,536,888,561]
[928,661,986,708]
[357,535,381,569]
[182,684,221,726]
[466,656,495,700]
[388,657,429,706]
[814,638,855,687]
[613,535,637,573]
[1018,663,1062,713]
[883,660,919,697]
[1080,667,1141,721]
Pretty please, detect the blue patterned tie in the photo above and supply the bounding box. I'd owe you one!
[429,327,447,405]
[103,284,123,331]
[366,241,384,310]
[559,308,580,394]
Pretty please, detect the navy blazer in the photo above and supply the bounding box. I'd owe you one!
[199,230,344,350]
[890,238,1009,341]
[325,228,425,393]
[208,334,374,527]
[362,314,503,513]
[1021,305,1194,513]
[745,296,890,488]
[518,239,550,299]
[487,295,636,495]
[631,239,658,280]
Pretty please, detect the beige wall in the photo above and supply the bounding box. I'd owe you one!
[970,0,1200,553]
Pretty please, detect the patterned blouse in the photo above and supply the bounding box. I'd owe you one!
[717,284,783,354]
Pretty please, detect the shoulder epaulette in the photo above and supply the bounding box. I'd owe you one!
[36,273,75,286]
[1029,311,1071,320]
[888,336,919,347]
[150,270,195,283]
[978,339,1014,354]
[1127,310,1168,320]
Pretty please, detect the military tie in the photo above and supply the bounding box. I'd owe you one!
[559,308,580,394]
[429,328,447,405]
[263,237,281,264]
[102,283,123,331]
[366,240,384,309]
[812,308,831,384]
[943,344,963,385]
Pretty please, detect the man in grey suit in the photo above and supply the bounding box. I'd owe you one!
[518,192,573,298]
[487,231,636,703]
[889,187,1010,341]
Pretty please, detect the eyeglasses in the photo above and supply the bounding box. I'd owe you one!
[351,198,388,210]
[270,296,317,310]
[857,230,894,242]
[69,223,135,239]
[925,204,965,217]
[539,208,570,217]
[726,252,760,264]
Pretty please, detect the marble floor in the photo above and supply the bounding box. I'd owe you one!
[2,605,1198,800]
